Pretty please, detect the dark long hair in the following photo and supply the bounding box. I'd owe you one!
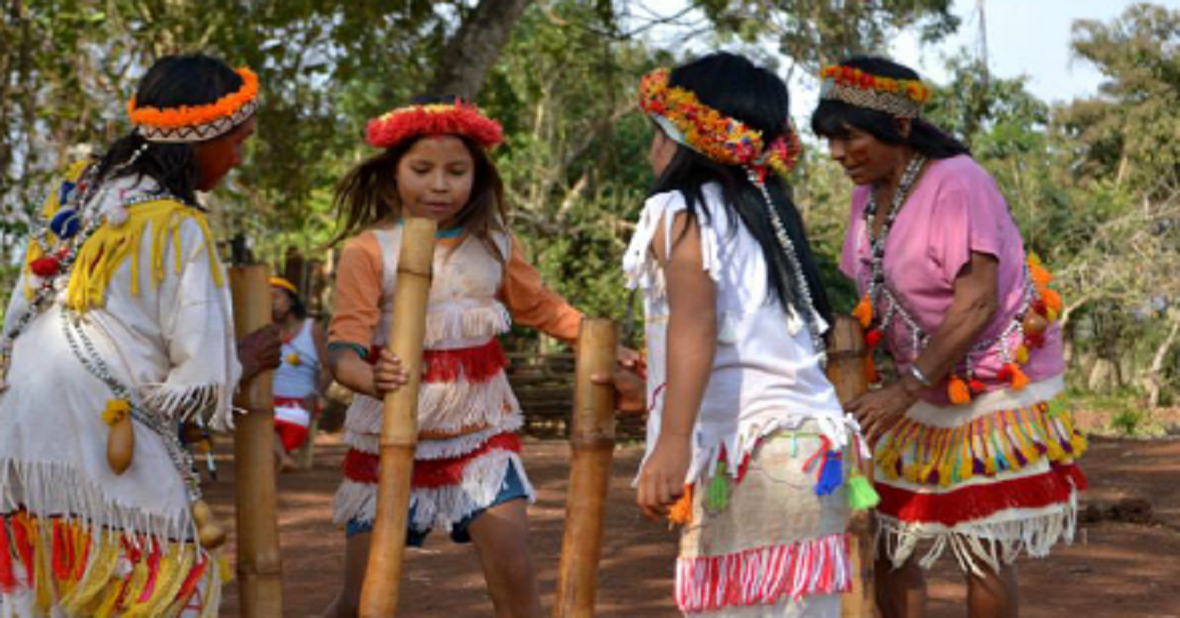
[92,54,245,204]
[651,52,832,326]
[810,55,970,159]
[331,96,509,262]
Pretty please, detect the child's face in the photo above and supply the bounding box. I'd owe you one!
[193,116,256,192]
[648,128,677,177]
[395,136,475,228]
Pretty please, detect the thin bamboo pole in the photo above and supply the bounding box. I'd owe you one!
[359,218,437,618]
[230,264,283,617]
[553,319,618,618]
[826,316,877,618]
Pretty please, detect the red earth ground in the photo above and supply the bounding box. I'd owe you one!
[206,415,1180,617]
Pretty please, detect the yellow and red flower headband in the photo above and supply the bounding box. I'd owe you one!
[638,68,801,182]
[127,67,259,143]
[818,65,931,119]
[367,100,503,150]
[269,276,298,294]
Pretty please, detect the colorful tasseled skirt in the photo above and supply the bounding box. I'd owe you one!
[332,337,534,534]
[0,511,224,617]
[873,376,1086,575]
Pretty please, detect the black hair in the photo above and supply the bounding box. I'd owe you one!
[280,287,308,320]
[91,54,245,204]
[651,52,832,327]
[810,55,970,159]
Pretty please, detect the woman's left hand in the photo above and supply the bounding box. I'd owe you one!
[847,382,920,445]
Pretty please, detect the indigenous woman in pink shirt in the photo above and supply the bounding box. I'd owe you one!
[811,56,1086,617]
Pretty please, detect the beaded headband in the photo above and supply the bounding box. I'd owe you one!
[367,100,503,150]
[127,67,259,144]
[818,65,931,119]
[638,68,801,181]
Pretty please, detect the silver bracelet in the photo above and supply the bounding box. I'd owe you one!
[909,364,934,387]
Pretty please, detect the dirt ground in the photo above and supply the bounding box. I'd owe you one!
[205,414,1180,617]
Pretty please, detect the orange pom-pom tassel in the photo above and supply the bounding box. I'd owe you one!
[668,485,694,525]
[1042,288,1063,314]
[1009,363,1030,390]
[852,294,873,329]
[948,377,972,405]
[1027,255,1053,287]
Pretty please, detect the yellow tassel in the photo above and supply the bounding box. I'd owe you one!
[668,485,694,525]
[91,578,127,618]
[217,554,234,584]
[852,294,873,329]
[1015,345,1030,365]
[948,377,972,405]
[123,554,151,611]
[125,543,191,618]
[1046,307,1059,322]
[62,533,120,612]
[101,399,132,426]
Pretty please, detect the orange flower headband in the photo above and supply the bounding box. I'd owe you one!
[818,65,931,119]
[367,101,503,150]
[638,68,801,181]
[127,67,259,144]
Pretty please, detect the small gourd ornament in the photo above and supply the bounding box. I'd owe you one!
[192,500,228,549]
[103,399,135,474]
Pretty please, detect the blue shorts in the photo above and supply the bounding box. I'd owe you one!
[345,462,529,546]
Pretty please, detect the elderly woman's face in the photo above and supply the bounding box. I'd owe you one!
[825,125,902,186]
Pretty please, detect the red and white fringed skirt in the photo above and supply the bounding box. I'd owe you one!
[332,338,535,533]
[0,510,224,618]
[676,424,852,617]
[873,376,1086,575]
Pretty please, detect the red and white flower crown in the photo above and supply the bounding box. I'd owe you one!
[367,100,503,150]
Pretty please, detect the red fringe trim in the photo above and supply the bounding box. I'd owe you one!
[368,339,507,384]
[676,534,851,612]
[175,556,208,609]
[342,432,522,487]
[877,463,1086,527]
[0,517,15,592]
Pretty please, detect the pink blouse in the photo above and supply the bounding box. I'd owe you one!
[839,155,1065,404]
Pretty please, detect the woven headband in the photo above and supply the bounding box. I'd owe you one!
[127,67,259,144]
[818,65,931,119]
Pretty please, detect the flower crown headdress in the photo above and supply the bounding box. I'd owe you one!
[127,67,259,144]
[367,100,503,150]
[638,68,801,182]
[818,65,931,118]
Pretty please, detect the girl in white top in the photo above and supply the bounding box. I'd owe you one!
[626,52,871,617]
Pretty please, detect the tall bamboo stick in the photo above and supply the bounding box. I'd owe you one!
[230,264,284,617]
[553,319,619,618]
[359,218,437,617]
[826,315,877,618]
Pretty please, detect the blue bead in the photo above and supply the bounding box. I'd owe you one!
[50,209,81,239]
[59,181,76,205]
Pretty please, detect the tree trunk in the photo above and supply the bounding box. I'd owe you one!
[1147,310,1180,408]
[428,0,535,99]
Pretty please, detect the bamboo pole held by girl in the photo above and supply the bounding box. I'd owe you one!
[230,264,284,617]
[359,218,438,617]
[826,315,878,618]
[554,318,619,618]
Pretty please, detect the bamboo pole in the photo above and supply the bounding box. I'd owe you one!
[553,319,619,618]
[230,264,284,617]
[826,316,877,618]
[359,218,437,617]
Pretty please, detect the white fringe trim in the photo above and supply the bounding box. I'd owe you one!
[343,375,521,437]
[138,381,236,432]
[681,413,868,487]
[876,489,1079,577]
[423,303,511,347]
[344,415,524,459]
[332,450,534,531]
[0,458,196,544]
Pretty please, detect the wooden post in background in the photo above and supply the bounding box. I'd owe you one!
[359,218,437,617]
[230,264,284,617]
[826,315,877,618]
[553,319,619,618]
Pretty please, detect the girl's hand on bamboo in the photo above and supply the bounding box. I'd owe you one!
[371,348,409,398]
[636,435,691,522]
[591,347,647,414]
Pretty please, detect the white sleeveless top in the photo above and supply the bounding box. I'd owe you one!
[623,184,854,484]
[274,318,320,400]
